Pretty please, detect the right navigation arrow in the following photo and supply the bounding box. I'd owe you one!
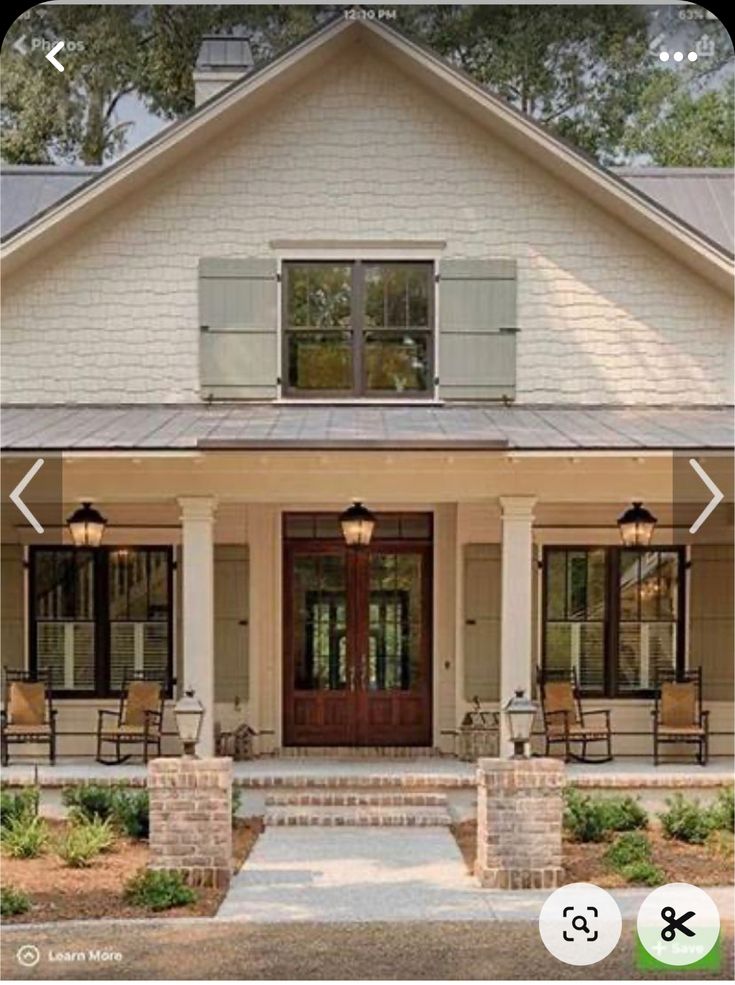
[688,458,724,534]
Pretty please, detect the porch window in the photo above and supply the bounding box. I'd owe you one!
[30,547,173,696]
[283,261,433,396]
[542,547,684,697]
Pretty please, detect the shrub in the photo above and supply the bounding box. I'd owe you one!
[112,790,149,840]
[563,790,648,843]
[710,787,734,833]
[56,817,116,868]
[0,884,31,917]
[563,789,607,842]
[620,861,665,886]
[0,814,49,859]
[659,794,715,844]
[62,784,117,823]
[123,868,197,911]
[604,831,652,870]
[601,795,648,832]
[0,787,39,829]
[707,828,734,861]
[231,786,242,821]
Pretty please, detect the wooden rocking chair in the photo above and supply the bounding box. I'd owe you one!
[96,672,168,765]
[652,667,709,766]
[538,667,613,764]
[1,668,57,766]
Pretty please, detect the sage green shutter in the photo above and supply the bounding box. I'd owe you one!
[689,545,733,702]
[1,545,24,673]
[199,258,278,399]
[439,259,517,400]
[214,546,249,703]
[463,544,501,701]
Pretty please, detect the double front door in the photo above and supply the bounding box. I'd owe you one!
[283,521,432,746]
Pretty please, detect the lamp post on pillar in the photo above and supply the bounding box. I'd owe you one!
[178,496,217,758]
[499,496,536,757]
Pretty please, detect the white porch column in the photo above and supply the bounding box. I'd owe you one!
[499,496,537,757]
[178,496,217,757]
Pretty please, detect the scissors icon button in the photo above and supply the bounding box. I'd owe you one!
[660,906,696,942]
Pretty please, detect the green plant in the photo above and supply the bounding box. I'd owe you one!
[0,787,39,829]
[710,787,734,832]
[56,817,116,868]
[563,789,607,842]
[231,786,242,821]
[600,795,648,832]
[659,793,715,844]
[620,860,665,886]
[604,831,652,870]
[112,790,149,840]
[707,828,734,860]
[563,789,647,843]
[0,884,31,917]
[0,814,49,859]
[123,868,197,911]
[62,784,117,823]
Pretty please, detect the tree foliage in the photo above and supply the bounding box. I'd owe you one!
[1,4,732,167]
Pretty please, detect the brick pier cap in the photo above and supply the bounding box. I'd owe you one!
[475,757,565,891]
[148,756,233,889]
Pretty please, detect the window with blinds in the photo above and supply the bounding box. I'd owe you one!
[542,547,684,697]
[30,547,173,696]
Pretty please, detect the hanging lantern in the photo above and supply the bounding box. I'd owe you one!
[66,502,108,547]
[340,500,376,547]
[617,502,657,548]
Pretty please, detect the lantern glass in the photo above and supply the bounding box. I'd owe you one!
[340,501,376,547]
[66,502,107,547]
[174,689,204,753]
[617,501,657,547]
[502,688,538,757]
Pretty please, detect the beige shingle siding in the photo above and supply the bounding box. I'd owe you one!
[1,48,732,405]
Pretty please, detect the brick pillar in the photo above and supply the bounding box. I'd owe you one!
[148,757,232,889]
[475,757,564,890]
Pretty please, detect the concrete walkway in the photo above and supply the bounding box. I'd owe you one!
[216,827,735,924]
[217,828,494,922]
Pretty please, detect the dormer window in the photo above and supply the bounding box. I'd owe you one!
[282,261,433,397]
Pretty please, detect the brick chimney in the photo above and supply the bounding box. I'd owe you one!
[194,29,254,107]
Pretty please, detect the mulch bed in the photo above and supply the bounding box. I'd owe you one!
[1,817,263,924]
[452,820,734,887]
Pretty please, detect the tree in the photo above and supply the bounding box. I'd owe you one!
[1,4,732,167]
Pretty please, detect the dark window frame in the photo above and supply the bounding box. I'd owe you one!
[541,545,686,698]
[29,546,174,699]
[282,260,435,398]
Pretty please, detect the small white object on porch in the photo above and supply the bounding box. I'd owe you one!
[499,496,536,757]
[178,496,217,757]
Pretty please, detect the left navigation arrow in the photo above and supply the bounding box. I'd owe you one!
[10,459,45,533]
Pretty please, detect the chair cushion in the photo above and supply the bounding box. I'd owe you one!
[101,724,155,738]
[544,682,578,724]
[661,682,696,727]
[657,725,705,736]
[8,682,46,726]
[124,681,161,726]
[4,723,51,735]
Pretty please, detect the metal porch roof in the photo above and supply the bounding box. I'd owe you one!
[1,404,732,452]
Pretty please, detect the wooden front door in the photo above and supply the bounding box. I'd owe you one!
[283,516,432,746]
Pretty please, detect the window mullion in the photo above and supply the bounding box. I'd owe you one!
[353,261,364,396]
[607,549,619,698]
[95,550,110,697]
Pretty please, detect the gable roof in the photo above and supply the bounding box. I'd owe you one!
[1,16,733,293]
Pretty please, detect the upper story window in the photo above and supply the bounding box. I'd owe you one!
[283,261,434,397]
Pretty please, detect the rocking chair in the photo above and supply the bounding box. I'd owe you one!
[96,672,168,765]
[652,667,709,766]
[537,667,613,764]
[1,668,57,766]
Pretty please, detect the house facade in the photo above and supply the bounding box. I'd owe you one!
[1,17,733,760]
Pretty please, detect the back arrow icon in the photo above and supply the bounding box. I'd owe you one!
[9,459,45,534]
[689,459,723,534]
[46,40,65,72]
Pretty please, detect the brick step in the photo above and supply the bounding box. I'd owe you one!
[264,805,452,827]
[235,772,474,790]
[273,746,445,758]
[265,791,448,808]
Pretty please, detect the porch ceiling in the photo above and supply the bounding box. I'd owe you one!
[1,403,733,452]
